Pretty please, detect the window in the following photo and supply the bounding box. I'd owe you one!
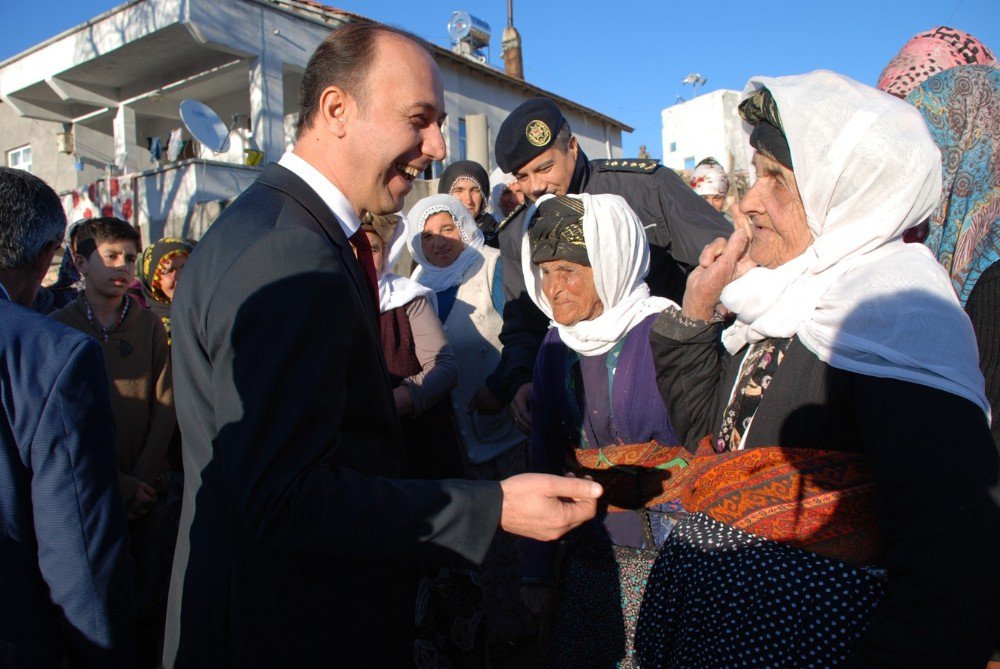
[683,156,695,171]
[7,145,31,172]
[458,118,467,162]
[669,142,677,153]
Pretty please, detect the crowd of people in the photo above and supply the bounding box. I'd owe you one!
[1,18,998,669]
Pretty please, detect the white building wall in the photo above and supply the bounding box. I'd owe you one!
[437,59,623,171]
[1,0,627,243]
[661,89,747,174]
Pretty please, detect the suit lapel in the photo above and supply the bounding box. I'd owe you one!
[258,164,379,328]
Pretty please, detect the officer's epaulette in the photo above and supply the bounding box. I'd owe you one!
[591,159,660,174]
[495,201,528,233]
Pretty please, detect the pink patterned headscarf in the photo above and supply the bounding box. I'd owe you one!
[877,26,996,99]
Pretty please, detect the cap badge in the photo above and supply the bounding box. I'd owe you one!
[526,120,552,147]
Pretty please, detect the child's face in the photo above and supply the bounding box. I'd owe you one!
[76,239,138,299]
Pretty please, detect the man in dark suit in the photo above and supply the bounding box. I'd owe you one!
[163,24,602,667]
[0,167,135,667]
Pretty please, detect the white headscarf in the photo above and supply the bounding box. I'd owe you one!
[374,213,437,314]
[720,70,988,415]
[488,167,516,217]
[522,193,676,356]
[406,194,485,292]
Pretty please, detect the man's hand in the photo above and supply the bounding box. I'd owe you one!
[510,383,532,434]
[468,385,505,415]
[126,481,157,520]
[682,227,755,321]
[499,473,602,541]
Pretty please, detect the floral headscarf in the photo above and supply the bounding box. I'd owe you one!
[877,26,997,99]
[907,65,1000,306]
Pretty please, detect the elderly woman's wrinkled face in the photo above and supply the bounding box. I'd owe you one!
[739,153,812,269]
[539,260,604,326]
[450,178,485,218]
[421,211,465,268]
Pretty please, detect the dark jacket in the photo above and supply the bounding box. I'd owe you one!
[163,163,503,668]
[649,309,1000,669]
[486,151,732,402]
[0,294,135,668]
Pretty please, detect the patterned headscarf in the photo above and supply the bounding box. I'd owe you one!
[738,88,792,169]
[908,65,1000,306]
[528,196,589,266]
[877,26,997,99]
[139,237,194,344]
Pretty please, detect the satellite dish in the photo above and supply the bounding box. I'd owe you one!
[179,99,230,153]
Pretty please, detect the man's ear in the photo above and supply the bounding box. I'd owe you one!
[73,249,88,275]
[31,240,60,284]
[317,85,352,139]
[568,135,579,161]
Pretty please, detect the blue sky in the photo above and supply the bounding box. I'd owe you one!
[3,0,998,157]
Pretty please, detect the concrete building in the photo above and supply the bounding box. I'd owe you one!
[660,89,747,177]
[0,0,630,243]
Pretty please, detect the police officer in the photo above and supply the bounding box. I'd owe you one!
[469,98,732,429]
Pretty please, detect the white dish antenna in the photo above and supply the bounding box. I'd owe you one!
[179,99,230,153]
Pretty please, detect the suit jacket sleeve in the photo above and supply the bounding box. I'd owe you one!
[34,337,135,667]
[206,226,501,563]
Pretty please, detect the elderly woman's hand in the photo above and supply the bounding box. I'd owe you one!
[682,227,755,321]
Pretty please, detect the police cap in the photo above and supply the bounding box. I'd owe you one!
[495,98,567,173]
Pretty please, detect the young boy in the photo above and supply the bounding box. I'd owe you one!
[51,216,174,668]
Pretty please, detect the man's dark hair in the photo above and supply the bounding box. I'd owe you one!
[0,167,66,271]
[75,217,141,260]
[553,121,573,152]
[295,22,427,140]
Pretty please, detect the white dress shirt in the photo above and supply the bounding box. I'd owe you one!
[278,151,361,239]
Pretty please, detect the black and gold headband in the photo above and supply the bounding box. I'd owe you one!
[528,196,590,266]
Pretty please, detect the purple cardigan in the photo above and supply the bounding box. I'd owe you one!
[525,314,677,579]
[530,314,676,475]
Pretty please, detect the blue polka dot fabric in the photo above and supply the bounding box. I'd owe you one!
[634,513,886,668]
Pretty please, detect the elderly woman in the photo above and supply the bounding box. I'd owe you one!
[521,193,678,667]
[438,160,500,247]
[361,214,463,480]
[634,71,1000,668]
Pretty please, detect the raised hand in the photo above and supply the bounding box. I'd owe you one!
[682,227,755,321]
